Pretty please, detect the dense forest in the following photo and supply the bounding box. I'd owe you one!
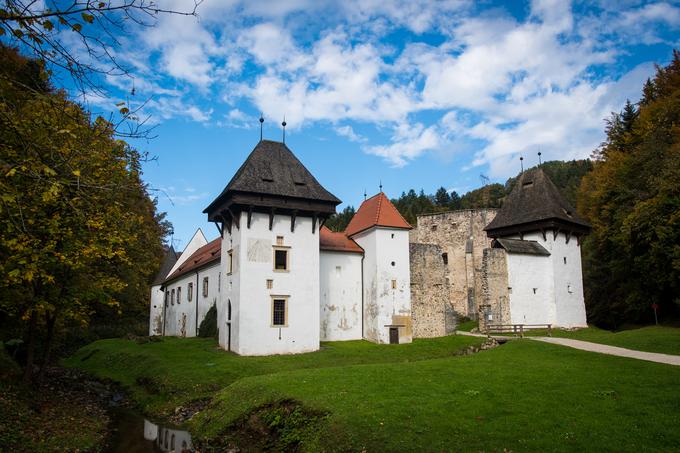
[325,159,593,230]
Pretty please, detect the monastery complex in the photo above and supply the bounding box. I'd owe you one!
[149,139,590,355]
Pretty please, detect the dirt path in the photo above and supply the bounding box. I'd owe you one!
[531,337,680,366]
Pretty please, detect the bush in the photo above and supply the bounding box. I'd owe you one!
[199,304,218,338]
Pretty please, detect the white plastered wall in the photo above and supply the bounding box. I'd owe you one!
[221,211,320,355]
[161,262,220,337]
[319,250,363,341]
[353,227,412,344]
[504,231,587,327]
[149,285,164,335]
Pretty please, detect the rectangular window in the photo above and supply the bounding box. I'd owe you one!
[266,279,273,289]
[165,291,169,307]
[271,297,288,327]
[203,277,209,297]
[391,279,397,289]
[188,283,193,301]
[563,257,567,265]
[171,289,175,305]
[273,248,289,271]
[227,250,233,274]
[276,236,284,246]
[177,287,181,304]
[218,272,221,292]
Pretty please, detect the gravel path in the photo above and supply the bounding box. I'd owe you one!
[531,337,680,366]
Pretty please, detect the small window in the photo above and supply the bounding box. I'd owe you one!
[266,279,273,289]
[335,265,342,276]
[171,289,175,305]
[391,233,394,238]
[227,250,233,274]
[431,225,437,231]
[567,284,573,294]
[228,300,232,321]
[523,181,534,187]
[188,283,193,301]
[274,248,289,271]
[177,287,181,304]
[391,261,395,267]
[563,257,567,265]
[533,288,537,294]
[508,287,513,294]
[442,253,448,265]
[272,297,288,327]
[203,277,209,297]
[391,279,397,289]
[218,272,221,292]
[276,236,284,246]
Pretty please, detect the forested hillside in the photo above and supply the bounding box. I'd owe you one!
[326,159,592,230]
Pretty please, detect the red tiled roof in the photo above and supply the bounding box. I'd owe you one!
[164,238,221,283]
[344,192,412,237]
[319,226,364,254]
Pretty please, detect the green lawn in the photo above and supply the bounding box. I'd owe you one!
[496,326,680,356]
[193,340,680,452]
[64,333,680,452]
[63,334,483,414]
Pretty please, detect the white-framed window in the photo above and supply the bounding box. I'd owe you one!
[171,289,175,305]
[276,235,284,246]
[188,282,193,301]
[273,247,289,272]
[266,279,273,289]
[203,277,209,297]
[177,287,181,304]
[271,296,288,327]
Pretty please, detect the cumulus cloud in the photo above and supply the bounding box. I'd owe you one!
[93,0,674,177]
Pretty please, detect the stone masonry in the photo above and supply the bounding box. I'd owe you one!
[479,248,511,331]
[410,209,497,320]
[409,243,454,337]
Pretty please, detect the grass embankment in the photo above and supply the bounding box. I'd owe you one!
[498,326,680,356]
[65,333,680,452]
[64,334,483,415]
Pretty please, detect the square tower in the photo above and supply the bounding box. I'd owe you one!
[204,140,340,355]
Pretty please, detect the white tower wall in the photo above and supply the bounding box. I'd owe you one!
[319,250,363,341]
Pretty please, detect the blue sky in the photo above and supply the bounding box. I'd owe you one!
[52,1,680,248]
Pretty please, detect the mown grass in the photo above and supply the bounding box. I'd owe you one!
[192,340,680,452]
[63,334,483,415]
[496,326,680,356]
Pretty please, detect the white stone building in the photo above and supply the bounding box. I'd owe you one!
[480,167,590,329]
[150,140,413,354]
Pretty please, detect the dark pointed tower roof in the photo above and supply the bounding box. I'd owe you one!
[484,167,590,238]
[204,140,340,223]
[152,246,179,285]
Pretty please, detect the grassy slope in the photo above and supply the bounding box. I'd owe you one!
[496,326,680,356]
[194,340,680,452]
[63,335,483,414]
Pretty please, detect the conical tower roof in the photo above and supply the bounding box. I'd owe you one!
[204,140,340,222]
[484,167,590,238]
[345,192,412,237]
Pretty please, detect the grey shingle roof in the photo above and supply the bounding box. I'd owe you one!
[484,167,590,236]
[492,238,551,256]
[152,246,179,285]
[204,140,340,214]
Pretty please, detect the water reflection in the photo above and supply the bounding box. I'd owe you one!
[144,419,193,453]
[106,408,193,453]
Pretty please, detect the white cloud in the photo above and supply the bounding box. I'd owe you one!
[335,125,366,142]
[366,122,443,167]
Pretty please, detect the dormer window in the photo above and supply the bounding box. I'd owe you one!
[262,177,274,182]
[562,208,573,218]
[294,181,306,186]
[522,181,534,187]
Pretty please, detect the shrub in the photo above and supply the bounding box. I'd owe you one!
[199,304,218,338]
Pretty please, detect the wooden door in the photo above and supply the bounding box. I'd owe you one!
[389,327,399,344]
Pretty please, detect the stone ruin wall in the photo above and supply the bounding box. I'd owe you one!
[409,243,455,337]
[480,248,511,331]
[410,209,497,321]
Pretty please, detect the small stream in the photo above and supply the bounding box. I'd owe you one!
[106,408,194,453]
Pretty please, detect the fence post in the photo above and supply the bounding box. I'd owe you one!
[520,325,524,338]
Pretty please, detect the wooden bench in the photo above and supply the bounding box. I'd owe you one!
[485,323,552,338]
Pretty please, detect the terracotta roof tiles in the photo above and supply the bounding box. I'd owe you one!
[319,226,364,254]
[164,238,221,284]
[344,192,412,237]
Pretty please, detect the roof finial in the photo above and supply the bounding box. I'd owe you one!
[520,156,524,173]
[379,180,383,192]
[538,151,542,166]
[282,116,287,144]
[364,188,367,200]
[259,114,264,141]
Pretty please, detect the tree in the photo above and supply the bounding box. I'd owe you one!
[434,187,451,207]
[325,206,356,232]
[449,191,462,210]
[578,50,680,327]
[0,46,171,382]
